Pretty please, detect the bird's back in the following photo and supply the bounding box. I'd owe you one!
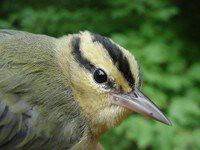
[0,30,86,149]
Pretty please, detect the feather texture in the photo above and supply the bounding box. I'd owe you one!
[0,30,87,149]
[0,30,143,150]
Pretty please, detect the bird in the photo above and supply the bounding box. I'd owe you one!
[0,30,171,150]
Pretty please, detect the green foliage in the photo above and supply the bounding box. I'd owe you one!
[0,0,199,149]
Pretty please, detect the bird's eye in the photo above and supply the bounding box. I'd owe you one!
[93,68,108,84]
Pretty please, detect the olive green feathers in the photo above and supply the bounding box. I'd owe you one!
[0,30,170,150]
[0,30,86,149]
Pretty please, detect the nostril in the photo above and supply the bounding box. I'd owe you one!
[115,97,119,101]
[133,92,138,98]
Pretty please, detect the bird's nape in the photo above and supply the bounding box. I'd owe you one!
[0,29,171,149]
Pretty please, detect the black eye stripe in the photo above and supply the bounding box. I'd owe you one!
[91,33,135,87]
[71,37,96,72]
[71,36,116,89]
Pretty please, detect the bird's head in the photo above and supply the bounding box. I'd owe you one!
[59,31,171,137]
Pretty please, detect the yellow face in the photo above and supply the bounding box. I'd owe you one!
[65,31,141,135]
[60,31,170,137]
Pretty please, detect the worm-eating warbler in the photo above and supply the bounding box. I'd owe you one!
[0,30,171,149]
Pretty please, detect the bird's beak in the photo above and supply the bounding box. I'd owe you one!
[110,88,172,126]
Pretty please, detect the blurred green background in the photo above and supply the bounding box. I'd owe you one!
[0,0,199,149]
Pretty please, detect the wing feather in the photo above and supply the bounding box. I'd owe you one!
[0,30,85,149]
